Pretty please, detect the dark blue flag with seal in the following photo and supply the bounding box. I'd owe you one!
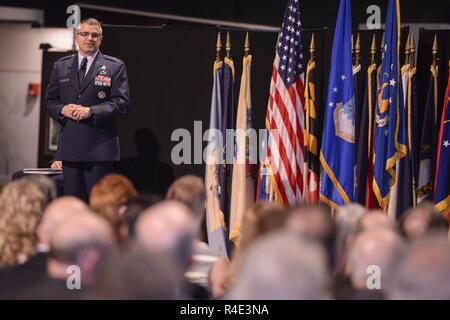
[373,0,407,211]
[320,0,355,209]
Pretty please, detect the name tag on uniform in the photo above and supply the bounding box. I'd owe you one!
[59,78,70,83]
[95,75,111,87]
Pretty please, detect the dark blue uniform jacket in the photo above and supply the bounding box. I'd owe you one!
[45,51,130,162]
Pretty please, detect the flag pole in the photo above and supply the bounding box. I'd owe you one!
[244,32,250,57]
[216,32,222,62]
[355,33,361,67]
[226,32,231,58]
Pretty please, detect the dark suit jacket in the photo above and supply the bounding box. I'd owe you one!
[19,276,85,300]
[45,51,130,162]
[0,252,48,299]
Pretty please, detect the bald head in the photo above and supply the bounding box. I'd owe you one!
[50,211,115,256]
[48,211,115,285]
[402,208,430,240]
[400,204,447,241]
[388,234,450,299]
[286,205,332,240]
[38,196,89,246]
[135,201,194,266]
[358,210,395,232]
[227,232,328,299]
[347,229,405,289]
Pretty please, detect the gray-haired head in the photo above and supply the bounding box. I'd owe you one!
[346,228,406,290]
[135,200,195,269]
[226,232,329,300]
[387,233,450,299]
[334,203,367,263]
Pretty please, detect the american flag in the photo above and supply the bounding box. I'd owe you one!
[257,0,305,206]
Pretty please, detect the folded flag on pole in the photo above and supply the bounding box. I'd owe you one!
[365,35,381,210]
[257,0,305,206]
[205,33,231,259]
[418,36,439,203]
[220,35,236,251]
[319,0,355,209]
[388,32,416,219]
[229,33,255,245]
[304,33,320,204]
[433,70,450,218]
[395,33,418,218]
[354,33,367,206]
[373,0,407,211]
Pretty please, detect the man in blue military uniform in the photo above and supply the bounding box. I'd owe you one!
[45,18,130,201]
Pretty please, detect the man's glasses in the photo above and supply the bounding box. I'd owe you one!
[77,32,102,39]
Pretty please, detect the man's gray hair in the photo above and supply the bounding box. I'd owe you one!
[78,18,103,34]
[387,233,450,299]
[335,203,367,259]
[226,231,329,299]
[346,228,406,290]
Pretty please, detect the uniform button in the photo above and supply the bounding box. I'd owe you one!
[78,94,81,98]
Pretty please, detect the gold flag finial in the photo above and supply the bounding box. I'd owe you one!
[351,34,354,54]
[410,31,416,67]
[432,34,438,67]
[405,32,411,65]
[216,32,222,62]
[309,33,316,60]
[355,33,361,65]
[370,33,377,64]
[244,32,250,57]
[226,31,231,58]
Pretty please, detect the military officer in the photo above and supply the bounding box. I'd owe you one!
[45,18,130,201]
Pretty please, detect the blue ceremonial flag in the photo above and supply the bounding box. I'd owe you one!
[205,41,229,259]
[373,0,407,211]
[433,73,450,218]
[319,0,355,208]
[417,64,439,203]
[220,55,235,248]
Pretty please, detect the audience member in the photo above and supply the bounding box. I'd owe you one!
[399,202,449,241]
[90,174,138,244]
[90,248,186,299]
[345,228,406,299]
[23,210,116,299]
[0,196,87,298]
[226,232,329,300]
[387,233,450,299]
[209,201,285,298]
[166,175,219,289]
[0,178,47,267]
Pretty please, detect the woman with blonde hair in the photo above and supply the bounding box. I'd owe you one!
[0,178,47,267]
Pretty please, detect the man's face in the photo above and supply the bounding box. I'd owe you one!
[76,23,103,55]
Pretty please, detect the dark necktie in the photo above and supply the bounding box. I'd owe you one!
[78,57,87,86]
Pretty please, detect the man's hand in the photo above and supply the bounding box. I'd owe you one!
[72,106,92,121]
[51,160,62,170]
[61,104,78,119]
